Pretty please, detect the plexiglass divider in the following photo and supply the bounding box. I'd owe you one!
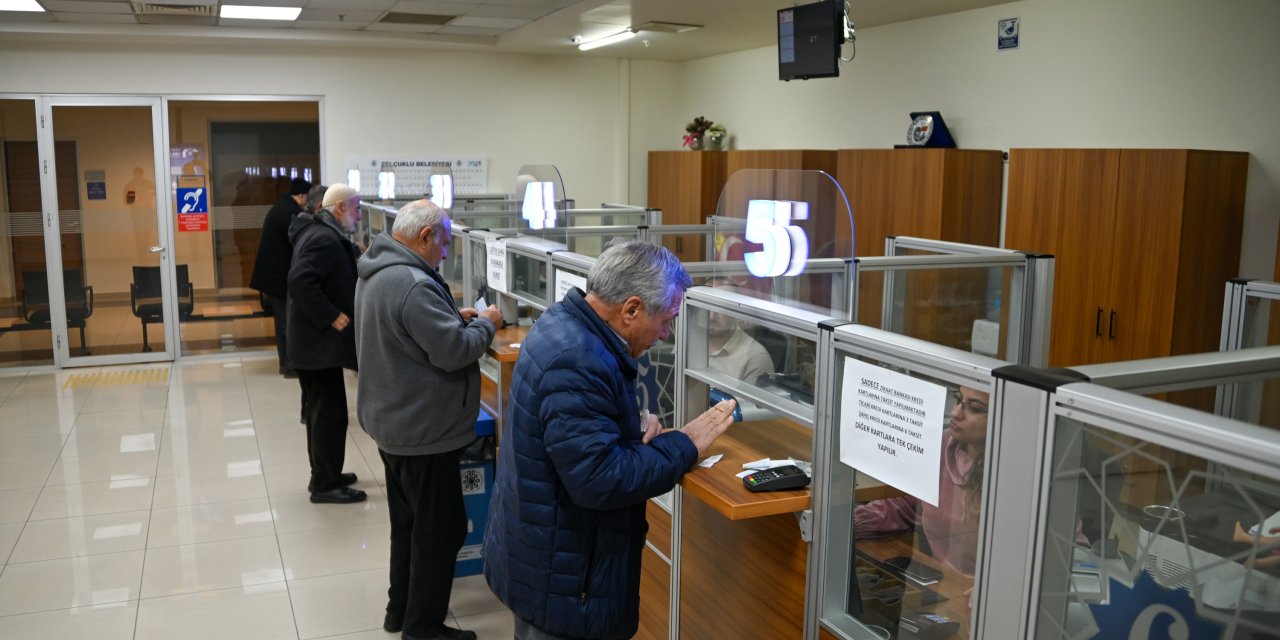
[810,323,1008,640]
[1217,279,1280,427]
[1000,348,1280,640]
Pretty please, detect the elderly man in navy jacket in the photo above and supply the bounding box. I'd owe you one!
[483,240,736,640]
[287,183,365,504]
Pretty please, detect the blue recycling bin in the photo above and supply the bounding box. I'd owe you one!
[456,409,495,577]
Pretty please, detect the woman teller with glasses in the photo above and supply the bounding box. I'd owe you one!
[854,386,990,576]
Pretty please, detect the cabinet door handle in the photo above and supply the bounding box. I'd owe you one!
[1096,308,1103,337]
[1108,310,1117,341]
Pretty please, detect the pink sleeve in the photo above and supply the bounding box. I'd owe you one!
[854,495,921,538]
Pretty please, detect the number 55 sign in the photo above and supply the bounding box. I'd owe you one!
[744,199,810,277]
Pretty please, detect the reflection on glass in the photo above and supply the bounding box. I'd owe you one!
[1035,418,1280,639]
[687,304,816,410]
[0,99,55,366]
[857,266,1011,359]
[510,252,547,304]
[843,379,986,639]
[1239,299,1280,430]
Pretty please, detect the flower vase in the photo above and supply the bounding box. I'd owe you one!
[687,137,704,151]
[705,133,727,151]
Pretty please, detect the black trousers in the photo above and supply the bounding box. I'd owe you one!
[266,293,293,374]
[297,367,348,493]
[381,448,468,636]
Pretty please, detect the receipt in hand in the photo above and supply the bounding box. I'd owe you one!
[698,454,723,468]
[475,296,488,313]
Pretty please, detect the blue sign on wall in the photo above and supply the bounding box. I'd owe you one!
[86,182,107,200]
[998,17,1020,50]
[176,186,207,214]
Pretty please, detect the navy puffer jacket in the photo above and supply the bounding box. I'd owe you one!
[483,288,698,639]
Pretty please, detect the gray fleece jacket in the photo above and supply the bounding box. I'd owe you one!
[354,233,497,456]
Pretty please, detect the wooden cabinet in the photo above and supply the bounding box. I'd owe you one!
[1005,148,1248,367]
[646,151,726,261]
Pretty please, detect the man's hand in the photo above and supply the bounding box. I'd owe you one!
[331,312,351,331]
[641,412,662,444]
[679,399,736,456]
[459,308,478,322]
[479,306,504,326]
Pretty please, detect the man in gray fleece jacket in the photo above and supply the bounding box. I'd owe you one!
[355,199,502,640]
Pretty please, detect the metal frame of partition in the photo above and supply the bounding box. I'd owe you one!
[1217,278,1280,418]
[809,324,1009,640]
[987,346,1280,639]
[672,285,838,639]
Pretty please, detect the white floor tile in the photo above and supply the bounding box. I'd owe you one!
[0,600,138,640]
[134,582,297,640]
[9,510,150,563]
[270,490,389,534]
[45,451,158,486]
[151,469,268,509]
[449,573,507,618]
[288,567,389,639]
[0,458,55,491]
[455,607,516,640]
[0,434,65,464]
[61,428,160,458]
[0,549,143,616]
[80,387,169,414]
[0,488,40,525]
[146,498,276,548]
[0,522,21,564]
[277,521,390,581]
[72,408,167,434]
[141,534,284,598]
[29,478,155,520]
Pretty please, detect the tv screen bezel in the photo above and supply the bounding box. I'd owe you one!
[778,0,842,81]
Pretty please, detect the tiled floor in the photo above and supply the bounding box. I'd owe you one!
[0,356,514,639]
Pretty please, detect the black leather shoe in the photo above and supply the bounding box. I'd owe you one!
[403,625,477,640]
[383,611,403,633]
[341,472,358,486]
[309,487,367,504]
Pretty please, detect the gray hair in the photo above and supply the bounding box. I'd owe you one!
[305,185,327,212]
[587,240,691,314]
[392,199,448,239]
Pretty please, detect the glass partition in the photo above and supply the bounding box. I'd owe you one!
[1219,280,1280,430]
[1030,383,1280,640]
[647,223,716,263]
[0,98,54,367]
[813,324,1008,640]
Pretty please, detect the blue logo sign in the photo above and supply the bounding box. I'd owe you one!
[86,181,107,201]
[177,187,207,214]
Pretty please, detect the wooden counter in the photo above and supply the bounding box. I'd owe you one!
[479,324,528,433]
[853,533,974,637]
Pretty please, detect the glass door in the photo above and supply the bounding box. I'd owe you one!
[37,96,174,365]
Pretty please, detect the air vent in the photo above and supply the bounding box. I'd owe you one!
[633,21,702,33]
[378,12,455,26]
[131,2,217,17]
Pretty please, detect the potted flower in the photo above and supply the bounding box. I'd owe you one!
[683,116,727,151]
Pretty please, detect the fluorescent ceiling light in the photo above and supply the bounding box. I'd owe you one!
[578,29,635,51]
[220,4,301,21]
[0,0,45,11]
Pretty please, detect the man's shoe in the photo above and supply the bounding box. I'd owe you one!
[341,472,358,486]
[383,611,403,633]
[309,487,367,504]
[403,625,477,640]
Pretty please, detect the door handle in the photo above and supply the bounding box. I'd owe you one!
[1095,307,1103,337]
[149,246,166,254]
[1108,310,1117,340]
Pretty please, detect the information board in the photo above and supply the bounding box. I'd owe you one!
[486,240,508,294]
[345,155,487,197]
[839,357,947,506]
[175,175,209,232]
[554,269,587,302]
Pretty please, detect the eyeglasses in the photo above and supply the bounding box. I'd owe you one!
[951,390,988,416]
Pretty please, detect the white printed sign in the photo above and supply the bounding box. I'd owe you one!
[554,269,587,302]
[839,358,947,506]
[344,155,487,197]
[486,240,509,294]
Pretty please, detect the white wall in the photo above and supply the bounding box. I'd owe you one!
[637,0,1280,278]
[0,40,629,210]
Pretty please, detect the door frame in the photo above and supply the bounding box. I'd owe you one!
[37,95,177,367]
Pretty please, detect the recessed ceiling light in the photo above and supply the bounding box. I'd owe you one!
[220,5,301,21]
[0,0,45,12]
[578,29,635,51]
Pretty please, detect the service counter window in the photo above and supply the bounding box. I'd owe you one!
[1031,390,1280,639]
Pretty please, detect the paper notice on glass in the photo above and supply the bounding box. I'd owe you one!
[486,240,508,294]
[839,357,948,507]
[555,269,587,303]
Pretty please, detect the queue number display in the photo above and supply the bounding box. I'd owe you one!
[744,199,810,277]
[522,181,557,230]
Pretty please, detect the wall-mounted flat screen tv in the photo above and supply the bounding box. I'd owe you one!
[778,0,842,81]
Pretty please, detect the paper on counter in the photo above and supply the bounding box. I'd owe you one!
[735,469,755,479]
[698,454,724,468]
[743,457,799,471]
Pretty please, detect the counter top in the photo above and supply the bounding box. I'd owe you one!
[487,325,529,362]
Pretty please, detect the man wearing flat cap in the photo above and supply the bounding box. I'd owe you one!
[251,176,311,377]
[287,183,366,504]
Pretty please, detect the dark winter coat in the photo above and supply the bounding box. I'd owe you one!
[249,194,302,298]
[482,288,698,640]
[286,210,358,371]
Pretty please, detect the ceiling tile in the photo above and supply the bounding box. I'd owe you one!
[51,10,138,22]
[464,4,551,20]
[134,13,216,25]
[448,15,528,29]
[218,17,297,28]
[292,18,367,29]
[435,24,505,36]
[0,11,57,21]
[363,22,441,32]
[40,0,131,12]
[390,0,473,15]
[296,9,383,22]
[303,0,395,10]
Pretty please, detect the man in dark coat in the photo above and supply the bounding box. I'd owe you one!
[251,177,310,377]
[287,182,365,504]
[483,240,736,639]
